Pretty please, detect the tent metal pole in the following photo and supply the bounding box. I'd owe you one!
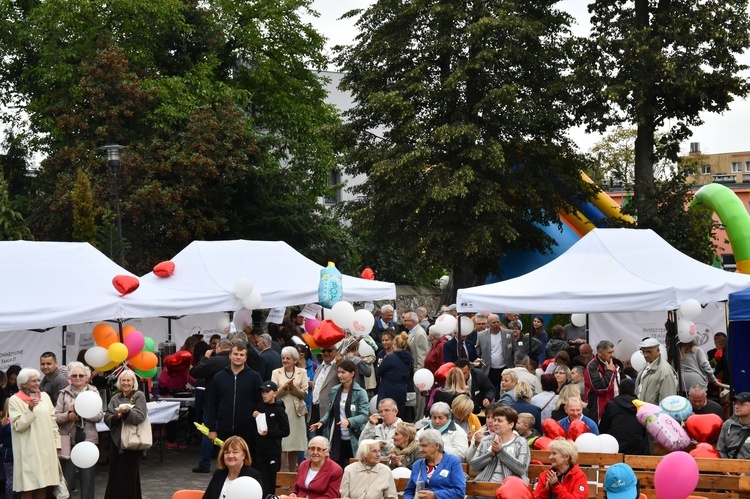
[62,325,67,365]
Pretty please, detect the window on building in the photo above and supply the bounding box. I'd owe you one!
[700,164,711,174]
[325,169,342,205]
[746,161,750,172]
[732,162,742,172]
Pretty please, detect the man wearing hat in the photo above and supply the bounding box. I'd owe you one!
[634,338,677,405]
[603,463,639,499]
[717,392,750,459]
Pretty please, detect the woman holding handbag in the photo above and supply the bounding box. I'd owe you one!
[103,369,148,499]
[54,362,103,499]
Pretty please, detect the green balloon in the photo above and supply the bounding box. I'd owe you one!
[134,366,157,379]
[143,337,156,352]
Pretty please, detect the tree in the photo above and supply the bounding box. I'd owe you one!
[589,127,671,189]
[577,0,750,229]
[71,169,97,245]
[0,0,344,272]
[0,171,33,240]
[336,0,593,286]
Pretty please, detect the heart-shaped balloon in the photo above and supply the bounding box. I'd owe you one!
[112,275,139,295]
[313,319,345,348]
[685,413,723,443]
[568,419,590,441]
[434,362,456,385]
[689,442,720,459]
[542,418,566,439]
[153,261,175,277]
[533,436,552,450]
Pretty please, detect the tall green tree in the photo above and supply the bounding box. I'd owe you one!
[576,0,750,229]
[71,168,97,245]
[0,171,33,240]
[0,0,343,273]
[336,0,592,286]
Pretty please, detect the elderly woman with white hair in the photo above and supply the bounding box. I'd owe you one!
[9,367,61,499]
[416,402,468,461]
[271,345,309,472]
[403,429,465,499]
[54,361,104,499]
[103,369,148,499]
[340,439,397,499]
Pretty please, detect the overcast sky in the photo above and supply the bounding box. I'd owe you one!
[303,0,750,156]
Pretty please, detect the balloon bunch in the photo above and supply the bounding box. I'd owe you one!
[85,324,159,378]
[233,277,262,311]
[677,298,702,343]
[534,418,591,450]
[634,399,690,451]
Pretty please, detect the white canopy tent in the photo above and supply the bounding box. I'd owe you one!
[134,239,397,316]
[456,228,750,314]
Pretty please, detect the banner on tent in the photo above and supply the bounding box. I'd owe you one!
[589,302,727,356]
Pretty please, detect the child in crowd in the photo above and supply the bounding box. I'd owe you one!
[516,413,541,448]
[253,381,290,498]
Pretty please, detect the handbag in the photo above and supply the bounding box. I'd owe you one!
[120,415,153,451]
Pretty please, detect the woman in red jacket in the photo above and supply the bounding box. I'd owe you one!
[533,439,588,499]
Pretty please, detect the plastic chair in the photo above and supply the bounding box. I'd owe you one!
[172,490,204,499]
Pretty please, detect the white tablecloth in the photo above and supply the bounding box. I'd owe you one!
[96,401,181,431]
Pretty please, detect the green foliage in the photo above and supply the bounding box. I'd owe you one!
[1,0,343,273]
[576,0,750,228]
[0,171,33,240]
[336,0,593,285]
[71,169,97,245]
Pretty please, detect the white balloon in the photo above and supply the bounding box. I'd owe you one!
[74,391,102,419]
[679,299,702,321]
[575,433,600,453]
[630,350,647,371]
[570,314,587,327]
[677,319,697,344]
[359,340,375,357]
[351,309,375,337]
[535,368,544,378]
[242,291,263,310]
[433,314,457,337]
[458,316,474,335]
[369,395,379,415]
[615,339,637,362]
[598,434,620,454]
[226,476,263,499]
[330,301,355,330]
[70,441,99,469]
[233,277,254,299]
[392,466,412,479]
[659,343,668,360]
[413,368,435,392]
[84,346,111,369]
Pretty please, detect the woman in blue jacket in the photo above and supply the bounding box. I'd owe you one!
[403,429,465,499]
[310,359,370,470]
[377,332,413,416]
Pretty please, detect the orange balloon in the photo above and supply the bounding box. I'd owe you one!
[122,325,137,338]
[301,333,319,350]
[130,351,158,371]
[93,324,118,348]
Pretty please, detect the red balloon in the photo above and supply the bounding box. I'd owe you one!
[689,442,721,459]
[112,275,139,295]
[360,267,375,280]
[533,436,553,450]
[496,476,533,499]
[313,319,345,348]
[542,418,566,439]
[685,413,723,443]
[164,350,193,373]
[568,419,590,441]
[153,261,175,277]
[434,362,456,385]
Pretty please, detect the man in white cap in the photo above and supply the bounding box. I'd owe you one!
[634,338,677,405]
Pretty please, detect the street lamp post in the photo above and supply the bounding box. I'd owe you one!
[99,144,126,266]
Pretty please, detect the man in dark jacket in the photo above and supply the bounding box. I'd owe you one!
[584,340,619,423]
[207,343,263,464]
[546,325,568,360]
[190,338,232,473]
[599,378,648,455]
[456,358,496,413]
[253,381,290,497]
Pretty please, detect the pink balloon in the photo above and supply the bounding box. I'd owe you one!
[654,451,699,499]
[304,318,320,334]
[123,331,145,359]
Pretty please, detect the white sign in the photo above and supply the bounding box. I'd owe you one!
[265,307,286,324]
[300,304,322,319]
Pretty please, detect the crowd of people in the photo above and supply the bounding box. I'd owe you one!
[0,306,746,499]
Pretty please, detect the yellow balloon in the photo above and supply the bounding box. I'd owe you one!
[99,361,120,372]
[108,342,128,364]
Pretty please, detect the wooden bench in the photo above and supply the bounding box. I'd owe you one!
[275,471,501,497]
